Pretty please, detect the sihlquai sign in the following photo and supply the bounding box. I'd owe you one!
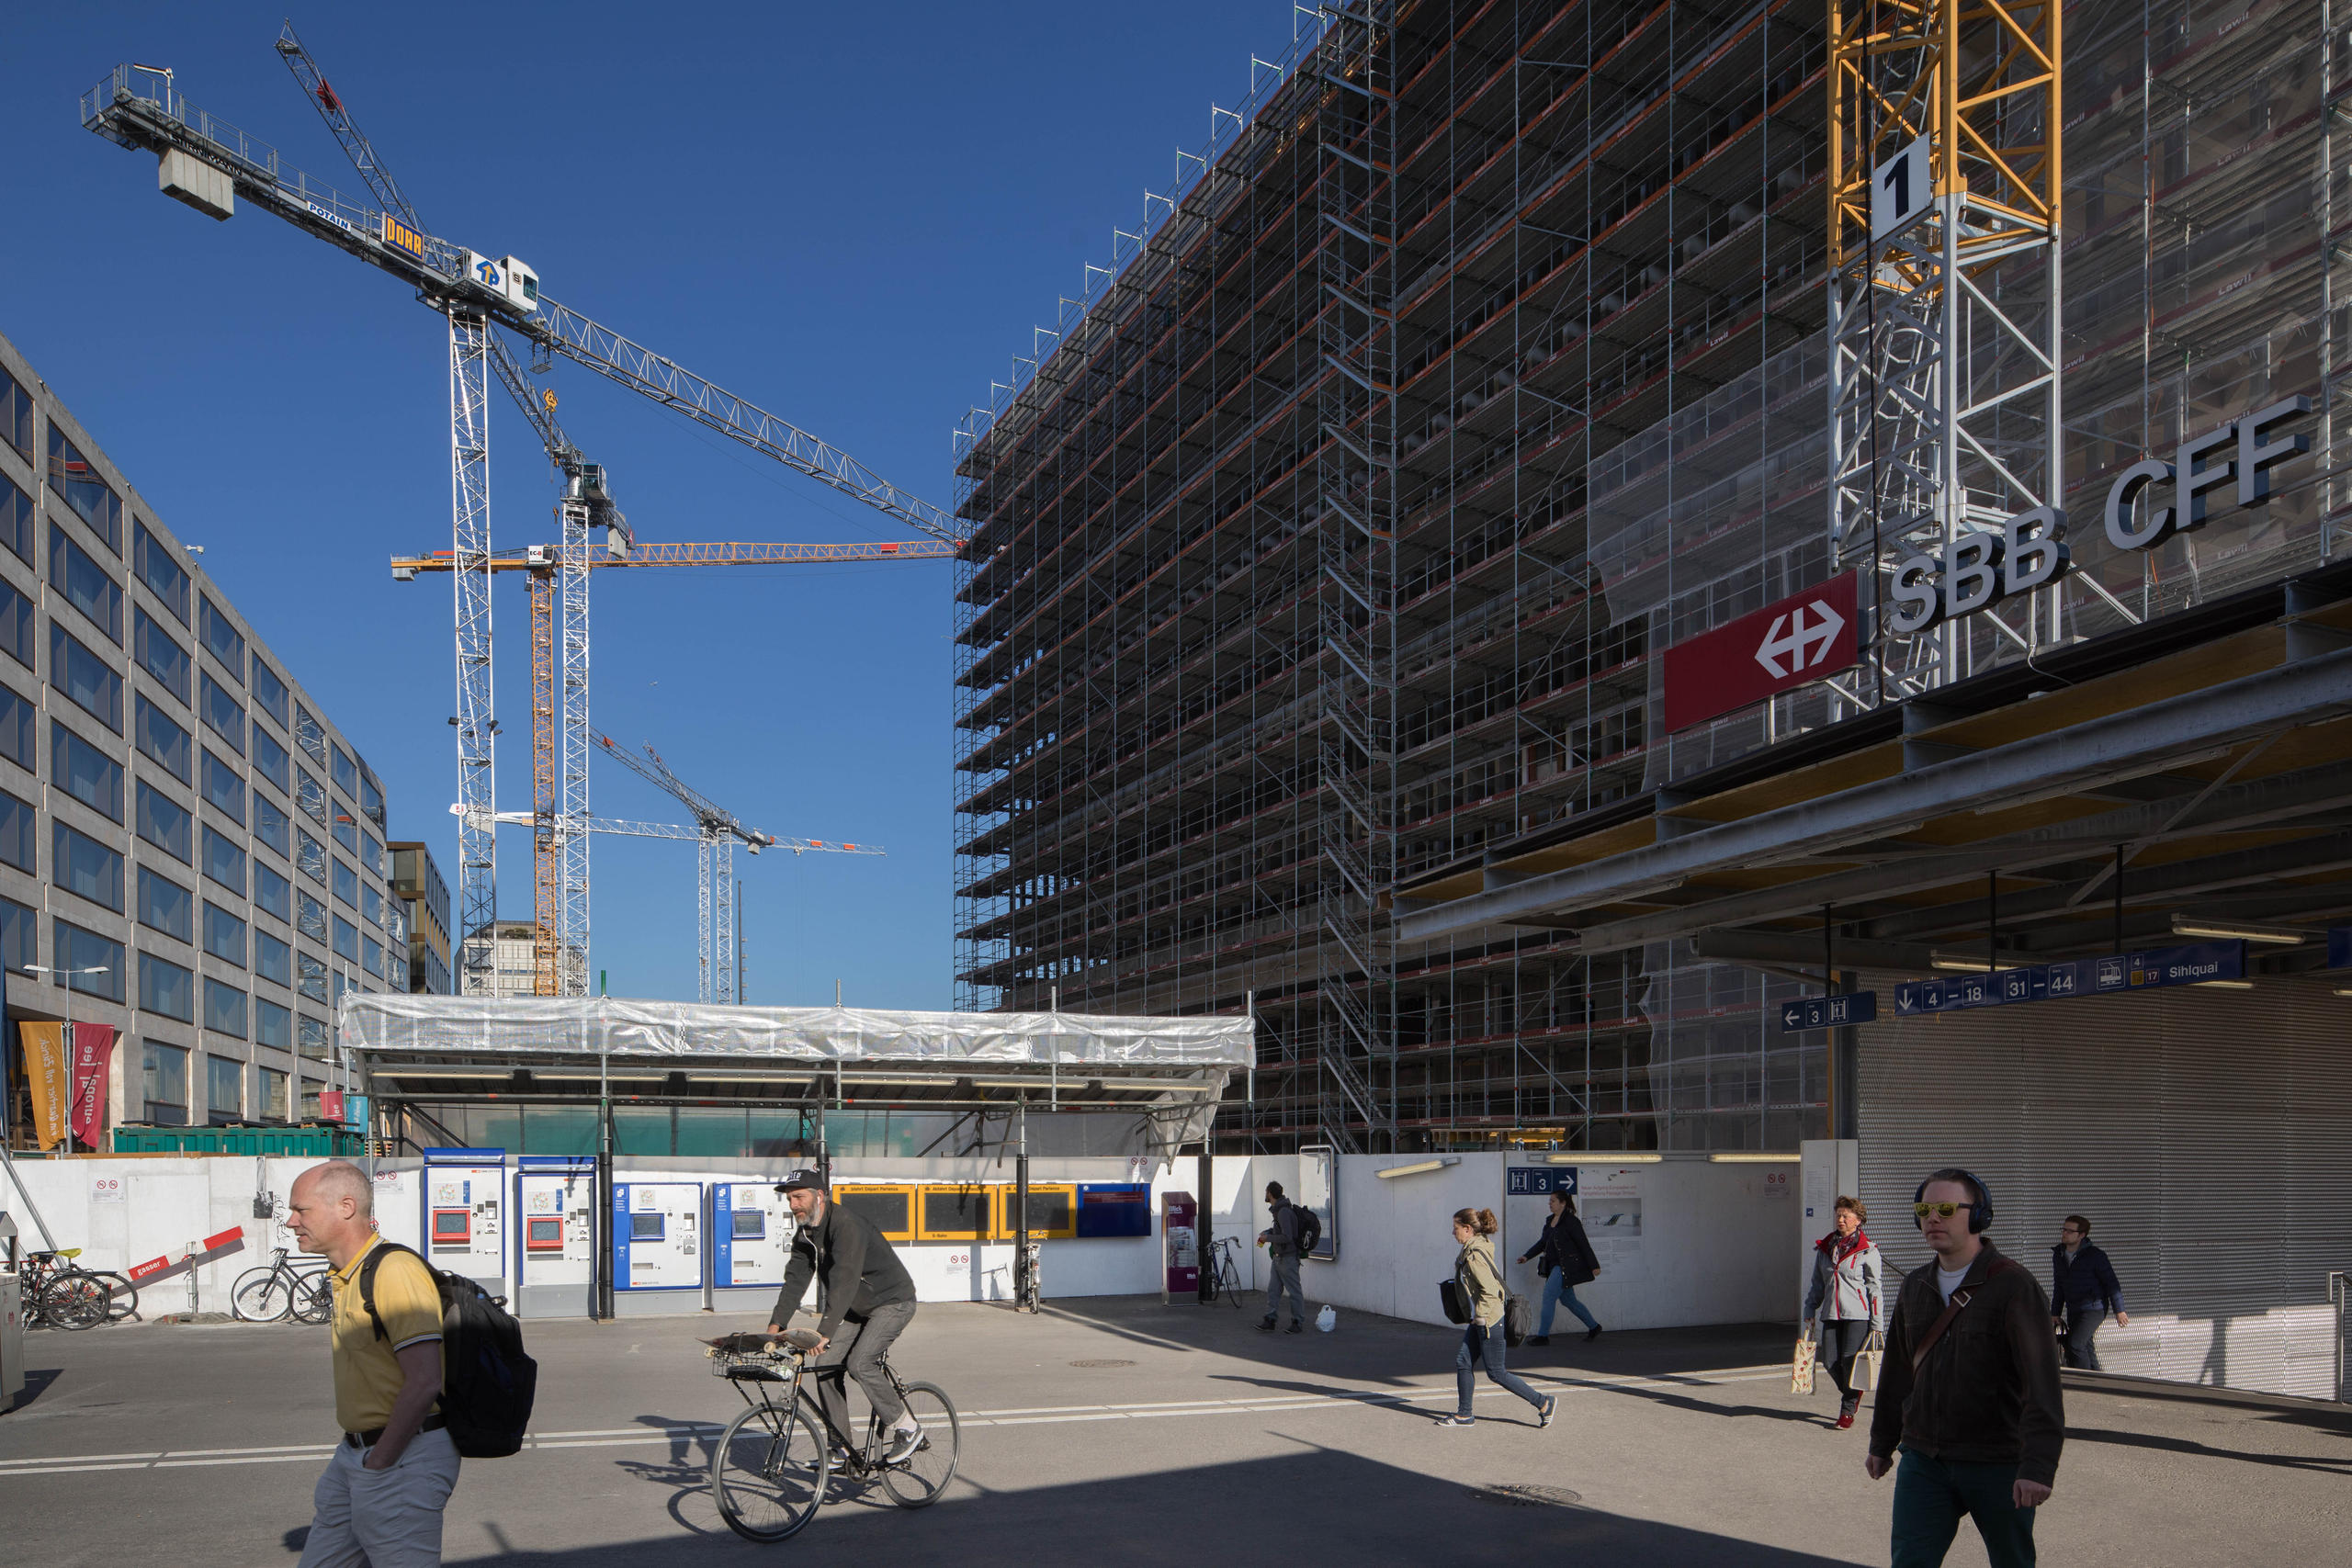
[1885,395,2311,637]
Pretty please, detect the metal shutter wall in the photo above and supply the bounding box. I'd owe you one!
[1854,970,2352,1401]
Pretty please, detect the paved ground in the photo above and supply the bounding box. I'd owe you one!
[3,1296,2345,1565]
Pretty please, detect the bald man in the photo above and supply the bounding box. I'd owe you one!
[285,1160,458,1567]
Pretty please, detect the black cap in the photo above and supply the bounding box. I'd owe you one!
[774,1168,823,1194]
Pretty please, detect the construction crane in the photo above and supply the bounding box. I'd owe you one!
[83,39,961,998]
[393,539,948,993]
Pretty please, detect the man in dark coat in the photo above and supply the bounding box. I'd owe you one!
[764,1170,923,1463]
[2050,1214,2129,1371]
[1517,1188,1603,1346]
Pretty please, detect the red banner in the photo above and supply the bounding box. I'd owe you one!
[1662,572,1860,732]
[67,1022,118,1149]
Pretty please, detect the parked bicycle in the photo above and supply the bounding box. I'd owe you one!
[17,1248,134,1330]
[705,1330,959,1541]
[232,1247,334,1325]
[1202,1235,1245,1309]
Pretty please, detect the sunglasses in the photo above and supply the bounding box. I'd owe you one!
[1913,1201,1976,1219]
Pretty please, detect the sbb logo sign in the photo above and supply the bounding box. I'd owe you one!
[1886,509,2069,637]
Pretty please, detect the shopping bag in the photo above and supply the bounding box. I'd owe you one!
[1790,1335,1816,1395]
[1849,1330,1885,1393]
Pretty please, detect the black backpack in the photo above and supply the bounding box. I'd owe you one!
[359,1241,537,1459]
[1503,1291,1532,1348]
[1289,1205,1321,1258]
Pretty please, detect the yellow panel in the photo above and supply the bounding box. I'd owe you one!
[995,1184,1077,1241]
[832,1185,914,1242]
[913,1184,995,1242]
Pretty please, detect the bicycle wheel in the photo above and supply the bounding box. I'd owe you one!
[710,1399,828,1542]
[876,1382,959,1509]
[40,1271,109,1331]
[289,1273,334,1325]
[232,1269,292,1324]
[89,1271,138,1322]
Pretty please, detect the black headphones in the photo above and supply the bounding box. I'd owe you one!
[1913,1169,1996,1234]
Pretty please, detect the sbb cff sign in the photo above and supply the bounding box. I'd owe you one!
[1664,572,1859,731]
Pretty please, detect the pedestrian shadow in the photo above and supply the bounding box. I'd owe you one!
[1205,1371,1442,1417]
[1578,1377,1842,1429]
[2064,1371,2352,1438]
[2063,1426,2352,1477]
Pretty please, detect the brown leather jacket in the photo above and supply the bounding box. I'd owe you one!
[1867,1240,2066,1485]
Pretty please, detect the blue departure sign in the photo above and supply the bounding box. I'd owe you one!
[1893,940,2245,1018]
[1777,990,1878,1033]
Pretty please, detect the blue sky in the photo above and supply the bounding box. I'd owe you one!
[1,3,1306,1009]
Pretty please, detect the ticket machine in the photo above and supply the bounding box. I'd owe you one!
[514,1156,598,1320]
[422,1147,507,1298]
[712,1182,797,1306]
[611,1181,704,1312]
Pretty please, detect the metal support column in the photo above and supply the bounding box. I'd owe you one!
[448,310,499,993]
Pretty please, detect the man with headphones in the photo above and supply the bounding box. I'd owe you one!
[1863,1168,2065,1568]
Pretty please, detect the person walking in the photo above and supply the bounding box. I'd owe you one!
[1434,1208,1556,1429]
[2050,1215,2129,1371]
[1804,1195,1884,1429]
[283,1159,459,1568]
[764,1169,925,1463]
[1516,1188,1603,1346]
[1255,1180,1307,1334]
[1864,1168,2064,1568]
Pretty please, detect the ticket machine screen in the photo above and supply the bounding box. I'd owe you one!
[432,1209,472,1246]
[631,1213,665,1242]
[526,1217,564,1253]
[731,1210,766,1240]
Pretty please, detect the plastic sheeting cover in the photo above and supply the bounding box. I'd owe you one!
[339,993,1252,1070]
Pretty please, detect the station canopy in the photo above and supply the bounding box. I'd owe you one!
[339,995,1250,1158]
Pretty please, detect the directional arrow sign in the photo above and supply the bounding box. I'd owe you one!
[1664,572,1860,732]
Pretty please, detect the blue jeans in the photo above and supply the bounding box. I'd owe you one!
[1536,1270,1600,1336]
[1891,1448,2038,1568]
[1454,1323,1545,1417]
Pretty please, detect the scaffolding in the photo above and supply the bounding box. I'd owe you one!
[952,0,2345,1155]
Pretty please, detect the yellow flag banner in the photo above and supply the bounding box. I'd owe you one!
[20,1021,68,1151]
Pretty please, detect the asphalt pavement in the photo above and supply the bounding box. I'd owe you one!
[3,1295,2344,1566]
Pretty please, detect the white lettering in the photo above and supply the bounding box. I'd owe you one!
[1942,533,2003,618]
[2103,458,2174,550]
[2002,508,2069,594]
[1888,554,1941,636]
[2175,423,2235,531]
[2235,396,2312,505]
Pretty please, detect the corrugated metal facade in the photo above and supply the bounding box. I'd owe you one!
[1855,972,2352,1401]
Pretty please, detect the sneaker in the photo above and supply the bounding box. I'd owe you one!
[1284,1321,1304,1334]
[1585,1324,1604,1343]
[1525,1335,1551,1347]
[1433,1413,1476,1427]
[1257,1315,1278,1333]
[1538,1394,1558,1428]
[1835,1408,1857,1430]
[883,1424,924,1465]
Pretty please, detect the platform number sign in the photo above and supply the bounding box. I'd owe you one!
[1871,136,1931,241]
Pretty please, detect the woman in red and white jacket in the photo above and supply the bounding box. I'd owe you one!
[1803,1195,1884,1429]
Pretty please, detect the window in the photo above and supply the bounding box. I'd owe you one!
[386,946,408,989]
[52,721,123,822]
[252,660,288,729]
[206,1051,243,1120]
[0,684,31,772]
[255,999,291,1051]
[298,1014,331,1061]
[201,749,243,824]
[199,595,244,682]
[331,744,358,801]
[203,901,245,966]
[137,782,191,863]
[0,893,35,975]
[46,424,121,553]
[297,766,327,825]
[363,833,384,876]
[255,1066,288,1122]
[199,671,243,754]
[0,580,35,669]
[201,825,244,894]
[255,928,290,987]
[204,982,246,1041]
[135,607,190,703]
[386,897,407,944]
[0,370,29,462]
[139,865,194,942]
[295,703,326,765]
[361,773,385,831]
[139,952,194,1021]
[362,883,383,930]
[52,821,123,912]
[0,787,33,872]
[135,522,190,624]
[333,913,359,964]
[53,918,125,1002]
[363,934,383,978]
[297,891,328,942]
[254,862,291,923]
[297,829,327,886]
[333,859,358,908]
[142,1042,188,1125]
[51,623,122,732]
[255,794,290,859]
[333,812,357,852]
[50,524,123,644]
[252,726,289,795]
[0,473,32,564]
[297,951,328,1003]
[135,694,191,783]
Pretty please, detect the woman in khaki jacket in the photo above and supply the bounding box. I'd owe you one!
[1436,1208,1557,1429]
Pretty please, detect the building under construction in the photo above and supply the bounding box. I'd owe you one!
[952,0,2347,1156]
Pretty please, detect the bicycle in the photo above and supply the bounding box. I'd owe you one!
[232,1247,334,1325]
[17,1248,132,1330]
[1203,1235,1245,1309]
[705,1329,960,1541]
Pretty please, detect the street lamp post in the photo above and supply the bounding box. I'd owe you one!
[22,964,113,1151]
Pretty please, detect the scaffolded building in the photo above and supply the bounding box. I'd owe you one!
[952,0,2346,1154]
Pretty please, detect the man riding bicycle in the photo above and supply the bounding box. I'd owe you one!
[765,1169,923,1464]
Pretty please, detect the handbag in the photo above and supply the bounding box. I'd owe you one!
[1790,1335,1817,1395]
[1440,1279,1469,1325]
[1849,1329,1886,1393]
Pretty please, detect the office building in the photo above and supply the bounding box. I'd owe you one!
[390,840,452,996]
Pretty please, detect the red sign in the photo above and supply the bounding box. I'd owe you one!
[1663,572,1860,732]
[126,1225,249,1287]
[318,1089,345,1123]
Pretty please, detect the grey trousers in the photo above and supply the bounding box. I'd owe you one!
[1264,1251,1305,1324]
[811,1299,917,1438]
[298,1427,460,1568]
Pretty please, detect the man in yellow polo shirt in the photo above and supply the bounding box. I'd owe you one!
[285,1160,459,1568]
